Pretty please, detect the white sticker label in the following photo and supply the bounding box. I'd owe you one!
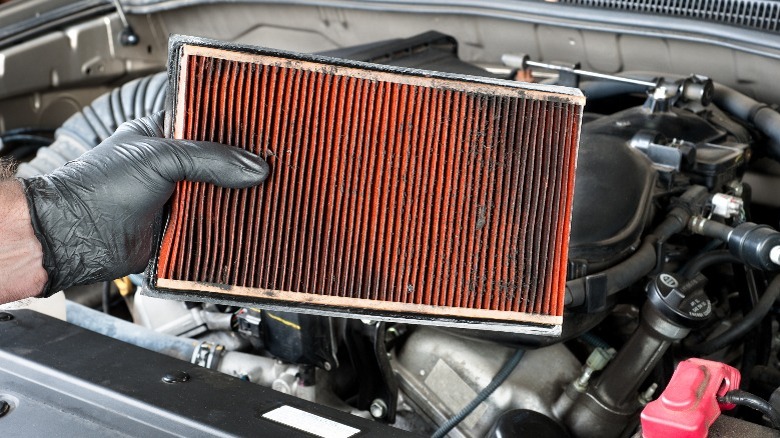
[262,405,361,438]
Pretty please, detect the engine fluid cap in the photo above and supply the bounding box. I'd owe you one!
[641,359,740,438]
[647,273,711,328]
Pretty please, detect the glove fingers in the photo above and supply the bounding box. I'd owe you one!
[159,138,270,188]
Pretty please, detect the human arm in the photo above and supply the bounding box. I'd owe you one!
[0,177,47,303]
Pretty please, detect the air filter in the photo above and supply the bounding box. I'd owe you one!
[149,35,584,334]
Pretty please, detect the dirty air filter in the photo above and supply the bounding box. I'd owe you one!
[150,35,584,335]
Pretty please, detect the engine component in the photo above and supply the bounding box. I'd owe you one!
[394,327,580,437]
[66,299,204,363]
[551,346,616,419]
[67,300,283,381]
[686,273,780,355]
[431,348,525,438]
[646,273,711,328]
[567,113,656,275]
[67,298,331,401]
[640,358,741,438]
[133,292,233,337]
[573,347,617,391]
[486,409,570,438]
[629,131,697,172]
[339,320,400,422]
[711,193,744,218]
[566,185,707,310]
[689,218,780,270]
[628,131,748,190]
[713,83,780,159]
[561,273,711,437]
[258,309,338,371]
[567,104,726,273]
[150,35,585,334]
[568,91,748,277]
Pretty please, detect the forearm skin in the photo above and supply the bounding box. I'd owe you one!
[0,179,47,303]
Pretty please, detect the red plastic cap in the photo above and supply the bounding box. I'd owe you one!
[641,358,740,438]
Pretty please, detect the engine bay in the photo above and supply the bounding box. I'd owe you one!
[4,1,780,437]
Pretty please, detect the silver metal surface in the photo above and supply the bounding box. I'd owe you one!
[394,327,580,438]
[133,292,206,337]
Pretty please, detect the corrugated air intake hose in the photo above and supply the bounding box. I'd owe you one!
[16,72,167,178]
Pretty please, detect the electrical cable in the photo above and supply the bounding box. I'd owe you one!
[431,349,525,438]
[687,274,780,354]
[2,134,53,144]
[1,127,54,137]
[717,389,780,429]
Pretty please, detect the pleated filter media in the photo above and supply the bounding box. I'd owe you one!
[150,35,584,334]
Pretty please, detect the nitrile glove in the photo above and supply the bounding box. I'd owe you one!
[20,111,269,296]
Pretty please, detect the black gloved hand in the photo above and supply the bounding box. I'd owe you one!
[20,111,269,297]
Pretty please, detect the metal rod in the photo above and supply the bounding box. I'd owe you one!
[111,0,131,28]
[525,60,658,87]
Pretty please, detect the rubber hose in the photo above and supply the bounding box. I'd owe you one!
[696,220,734,241]
[687,274,780,354]
[712,83,780,158]
[431,349,525,438]
[717,389,780,429]
[566,184,708,307]
[65,300,199,361]
[16,72,167,177]
[679,249,743,278]
[578,80,647,100]
[566,210,689,306]
[66,300,281,383]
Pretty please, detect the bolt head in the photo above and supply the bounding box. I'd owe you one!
[162,370,190,384]
[272,380,292,394]
[119,29,139,46]
[369,399,387,419]
[0,400,9,418]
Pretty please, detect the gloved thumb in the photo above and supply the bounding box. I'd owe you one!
[113,111,270,189]
[151,137,271,188]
